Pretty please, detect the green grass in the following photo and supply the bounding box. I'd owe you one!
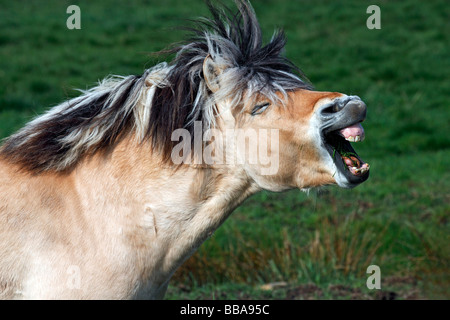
[0,0,449,299]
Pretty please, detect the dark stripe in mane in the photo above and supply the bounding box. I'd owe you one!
[148,67,204,163]
[1,75,144,172]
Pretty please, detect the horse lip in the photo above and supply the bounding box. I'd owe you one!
[321,98,367,134]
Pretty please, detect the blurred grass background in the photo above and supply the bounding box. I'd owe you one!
[0,0,448,299]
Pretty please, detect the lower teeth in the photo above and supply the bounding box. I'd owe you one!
[348,163,370,175]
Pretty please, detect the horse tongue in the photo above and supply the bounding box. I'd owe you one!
[339,123,365,142]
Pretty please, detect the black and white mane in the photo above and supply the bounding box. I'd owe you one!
[0,0,311,172]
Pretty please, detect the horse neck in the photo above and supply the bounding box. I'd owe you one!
[73,136,259,283]
[76,135,259,223]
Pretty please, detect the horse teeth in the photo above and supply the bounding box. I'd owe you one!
[345,135,365,142]
[355,165,370,174]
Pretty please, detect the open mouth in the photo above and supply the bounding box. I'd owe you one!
[324,122,370,183]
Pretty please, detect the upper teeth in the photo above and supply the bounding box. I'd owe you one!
[345,135,364,142]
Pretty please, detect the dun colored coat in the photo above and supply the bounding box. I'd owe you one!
[0,0,369,299]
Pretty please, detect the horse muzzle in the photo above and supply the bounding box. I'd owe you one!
[318,95,370,188]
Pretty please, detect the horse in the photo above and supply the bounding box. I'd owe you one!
[0,0,369,299]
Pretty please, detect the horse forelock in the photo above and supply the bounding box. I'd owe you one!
[0,0,312,172]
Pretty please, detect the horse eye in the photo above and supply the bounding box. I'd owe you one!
[251,102,270,116]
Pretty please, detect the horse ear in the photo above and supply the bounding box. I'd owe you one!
[202,55,223,93]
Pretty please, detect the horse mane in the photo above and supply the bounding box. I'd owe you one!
[0,0,311,172]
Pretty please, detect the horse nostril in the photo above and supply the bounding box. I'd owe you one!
[333,102,344,112]
[321,101,344,114]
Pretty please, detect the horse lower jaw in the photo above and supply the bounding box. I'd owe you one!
[324,131,370,188]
